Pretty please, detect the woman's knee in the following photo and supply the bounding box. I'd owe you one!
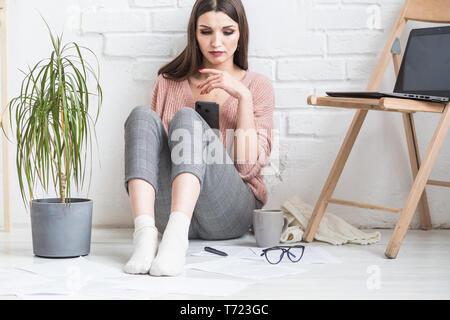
[168,107,200,132]
[124,106,161,129]
[173,107,197,120]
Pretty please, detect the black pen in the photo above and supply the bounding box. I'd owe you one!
[204,246,228,256]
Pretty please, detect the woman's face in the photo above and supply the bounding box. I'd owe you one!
[196,11,240,67]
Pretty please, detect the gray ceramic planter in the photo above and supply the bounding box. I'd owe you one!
[30,198,93,258]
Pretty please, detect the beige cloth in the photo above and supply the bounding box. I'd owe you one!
[280,195,381,245]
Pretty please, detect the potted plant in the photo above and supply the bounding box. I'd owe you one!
[1,19,102,258]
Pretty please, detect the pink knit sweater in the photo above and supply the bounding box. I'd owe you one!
[150,70,274,205]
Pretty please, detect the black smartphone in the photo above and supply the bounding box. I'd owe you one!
[195,101,219,129]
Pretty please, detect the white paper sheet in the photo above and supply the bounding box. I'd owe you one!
[9,258,249,298]
[9,257,153,299]
[116,276,250,297]
[15,278,167,300]
[12,273,248,299]
[16,290,162,300]
[186,257,306,280]
[0,268,50,296]
[191,245,341,264]
[192,245,262,260]
[248,246,342,265]
[297,246,342,264]
[15,256,123,281]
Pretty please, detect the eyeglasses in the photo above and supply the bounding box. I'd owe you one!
[260,245,305,264]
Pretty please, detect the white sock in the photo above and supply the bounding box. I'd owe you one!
[150,211,190,277]
[123,215,159,274]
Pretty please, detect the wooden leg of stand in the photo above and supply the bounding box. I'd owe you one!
[2,135,10,232]
[386,105,450,258]
[402,113,432,230]
[303,110,368,242]
[1,7,11,232]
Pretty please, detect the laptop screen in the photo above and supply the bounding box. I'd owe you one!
[394,26,450,98]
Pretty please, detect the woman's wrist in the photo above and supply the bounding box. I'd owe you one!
[237,89,252,102]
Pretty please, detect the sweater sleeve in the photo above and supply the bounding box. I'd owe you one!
[234,75,275,181]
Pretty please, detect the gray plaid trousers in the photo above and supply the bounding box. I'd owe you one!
[124,106,263,240]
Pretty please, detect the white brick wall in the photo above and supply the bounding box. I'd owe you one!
[82,10,148,33]
[4,0,450,229]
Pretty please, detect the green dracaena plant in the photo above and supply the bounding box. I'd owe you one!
[1,18,102,208]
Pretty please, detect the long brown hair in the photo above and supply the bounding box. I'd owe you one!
[158,0,249,81]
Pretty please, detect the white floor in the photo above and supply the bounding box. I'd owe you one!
[1,226,449,300]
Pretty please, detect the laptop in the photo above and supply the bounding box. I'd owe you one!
[326,26,450,103]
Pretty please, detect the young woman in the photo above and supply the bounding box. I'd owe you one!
[123,0,274,276]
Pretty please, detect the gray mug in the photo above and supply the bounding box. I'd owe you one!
[252,209,289,248]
